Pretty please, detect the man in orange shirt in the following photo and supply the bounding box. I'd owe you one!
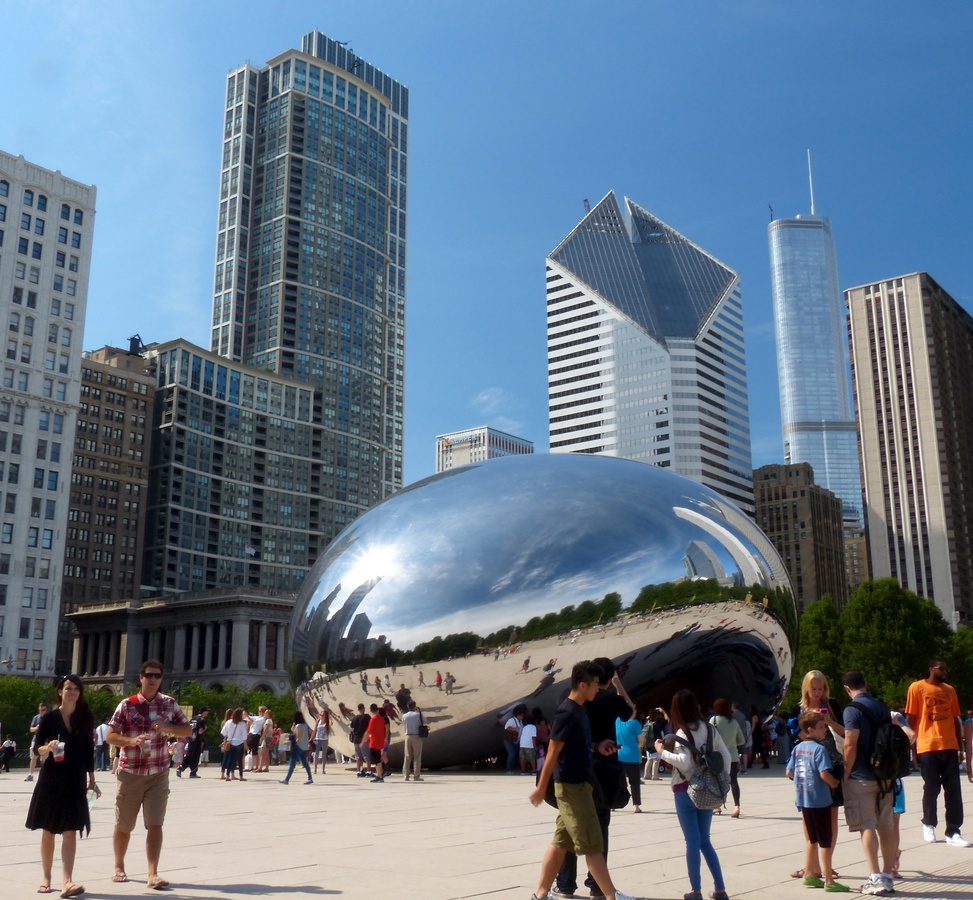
[360,703,387,783]
[905,659,969,847]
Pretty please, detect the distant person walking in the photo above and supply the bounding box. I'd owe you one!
[401,700,426,781]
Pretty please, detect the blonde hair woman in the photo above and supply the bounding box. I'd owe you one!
[790,670,845,880]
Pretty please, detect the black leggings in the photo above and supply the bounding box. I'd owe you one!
[729,760,740,806]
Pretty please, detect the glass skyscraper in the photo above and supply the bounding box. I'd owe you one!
[547,191,754,515]
[768,213,862,530]
[212,31,407,524]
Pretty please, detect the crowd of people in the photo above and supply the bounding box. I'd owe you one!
[10,652,973,899]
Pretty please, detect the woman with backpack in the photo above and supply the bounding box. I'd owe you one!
[656,689,731,900]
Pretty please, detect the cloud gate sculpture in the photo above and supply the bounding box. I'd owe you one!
[291,454,795,768]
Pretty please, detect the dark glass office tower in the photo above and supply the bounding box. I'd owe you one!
[212,31,407,535]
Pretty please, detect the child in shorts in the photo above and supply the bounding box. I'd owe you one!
[528,660,635,900]
[787,711,848,893]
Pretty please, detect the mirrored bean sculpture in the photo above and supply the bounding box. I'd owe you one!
[290,454,795,768]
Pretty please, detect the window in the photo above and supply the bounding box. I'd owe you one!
[53,275,62,292]
[37,195,47,212]
[61,203,70,220]
[20,617,31,639]
[58,226,68,244]
[25,557,35,577]
[71,232,81,248]
[21,212,31,230]
[22,588,33,608]
[34,218,44,235]
[56,250,65,267]
[1,523,11,543]
[24,189,33,206]
[33,619,45,640]
[0,553,8,574]
[31,242,42,259]
[27,526,38,547]
[66,280,76,297]
[18,236,28,254]
[8,463,18,483]
[61,328,72,347]
[42,529,53,549]
[47,471,58,490]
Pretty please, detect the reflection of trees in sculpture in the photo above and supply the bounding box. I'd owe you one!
[343,582,795,673]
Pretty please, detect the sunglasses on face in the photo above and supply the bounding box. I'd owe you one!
[141,672,163,679]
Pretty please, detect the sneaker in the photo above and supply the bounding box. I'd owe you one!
[189,773,200,778]
[824,883,850,893]
[304,779,313,785]
[860,875,890,896]
[404,775,410,781]
[711,892,730,900]
[25,775,33,782]
[922,824,937,843]
[175,768,182,778]
[613,894,637,900]
[803,877,825,888]
[370,775,384,782]
[414,776,423,781]
[278,779,289,785]
[946,832,972,847]
[683,893,703,900]
[549,889,576,898]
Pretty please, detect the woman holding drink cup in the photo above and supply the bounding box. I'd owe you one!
[25,673,100,897]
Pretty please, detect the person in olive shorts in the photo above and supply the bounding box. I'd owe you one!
[528,660,636,900]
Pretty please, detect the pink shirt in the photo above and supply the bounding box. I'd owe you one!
[110,691,188,776]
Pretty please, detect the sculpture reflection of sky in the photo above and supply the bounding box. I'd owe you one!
[292,454,793,662]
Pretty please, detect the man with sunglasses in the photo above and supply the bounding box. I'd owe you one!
[905,659,969,847]
[106,660,192,890]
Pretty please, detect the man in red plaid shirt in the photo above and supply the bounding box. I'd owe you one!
[106,660,191,890]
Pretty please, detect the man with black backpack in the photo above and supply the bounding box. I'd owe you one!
[841,670,897,896]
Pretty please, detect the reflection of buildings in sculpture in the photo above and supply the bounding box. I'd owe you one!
[322,577,382,663]
[673,506,771,588]
[67,587,294,694]
[339,611,387,663]
[436,426,533,472]
[682,540,735,587]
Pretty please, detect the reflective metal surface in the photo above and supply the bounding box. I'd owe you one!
[291,454,795,767]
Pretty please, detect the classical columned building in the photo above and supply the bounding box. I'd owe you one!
[68,587,295,694]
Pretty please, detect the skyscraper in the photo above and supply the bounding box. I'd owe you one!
[847,272,973,626]
[435,426,533,472]
[0,151,96,677]
[768,193,862,530]
[546,191,753,514]
[212,30,408,529]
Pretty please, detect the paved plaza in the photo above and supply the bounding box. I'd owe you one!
[3,763,973,899]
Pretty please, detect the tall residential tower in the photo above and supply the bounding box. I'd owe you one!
[847,273,973,626]
[212,30,408,537]
[546,191,753,514]
[768,170,862,531]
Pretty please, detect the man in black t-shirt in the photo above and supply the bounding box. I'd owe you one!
[556,657,636,899]
[529,660,636,900]
[349,704,372,777]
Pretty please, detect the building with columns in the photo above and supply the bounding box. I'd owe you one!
[67,587,295,693]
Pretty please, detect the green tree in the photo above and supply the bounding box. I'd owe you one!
[839,578,951,706]
[946,625,973,712]
[783,596,842,710]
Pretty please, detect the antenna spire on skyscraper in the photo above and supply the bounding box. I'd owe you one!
[807,148,816,215]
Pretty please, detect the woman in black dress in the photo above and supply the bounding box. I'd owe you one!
[25,674,99,897]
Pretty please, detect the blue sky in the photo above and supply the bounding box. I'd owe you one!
[4,2,971,486]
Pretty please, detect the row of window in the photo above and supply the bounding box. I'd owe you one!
[0,524,54,547]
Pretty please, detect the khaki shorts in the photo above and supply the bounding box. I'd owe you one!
[844,777,893,834]
[552,781,604,856]
[115,769,170,832]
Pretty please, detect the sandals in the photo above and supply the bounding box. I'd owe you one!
[37,884,53,895]
[60,885,85,898]
[112,872,129,883]
[147,876,170,890]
